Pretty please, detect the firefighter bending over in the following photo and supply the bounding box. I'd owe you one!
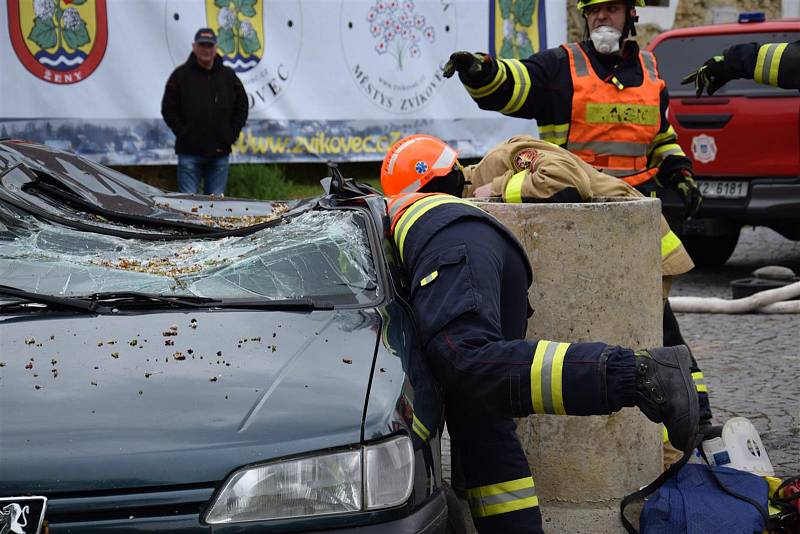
[381,134,699,534]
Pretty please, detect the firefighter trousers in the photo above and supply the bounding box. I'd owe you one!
[407,219,637,534]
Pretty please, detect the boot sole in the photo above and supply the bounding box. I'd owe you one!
[670,345,700,453]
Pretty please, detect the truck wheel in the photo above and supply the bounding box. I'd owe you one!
[444,484,468,534]
[682,227,741,267]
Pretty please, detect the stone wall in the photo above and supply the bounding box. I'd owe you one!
[567,0,784,47]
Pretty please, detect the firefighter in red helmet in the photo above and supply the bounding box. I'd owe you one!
[381,134,699,534]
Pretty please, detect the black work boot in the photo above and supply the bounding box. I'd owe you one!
[635,345,699,453]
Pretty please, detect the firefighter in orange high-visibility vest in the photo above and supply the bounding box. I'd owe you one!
[381,134,699,534]
[442,0,702,218]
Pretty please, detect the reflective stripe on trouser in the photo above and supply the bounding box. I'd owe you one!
[410,219,638,419]
[448,409,543,533]
[468,477,538,518]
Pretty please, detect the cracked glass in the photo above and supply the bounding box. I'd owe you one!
[0,210,379,305]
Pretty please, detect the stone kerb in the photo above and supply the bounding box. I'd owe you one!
[479,197,663,533]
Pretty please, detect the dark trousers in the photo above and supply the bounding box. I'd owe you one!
[664,301,712,424]
[407,219,637,533]
[637,180,713,426]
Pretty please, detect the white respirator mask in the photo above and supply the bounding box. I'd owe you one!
[590,26,622,55]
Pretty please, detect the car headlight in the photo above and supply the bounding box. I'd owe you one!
[204,435,414,524]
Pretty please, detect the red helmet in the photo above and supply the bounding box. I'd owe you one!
[381,135,459,196]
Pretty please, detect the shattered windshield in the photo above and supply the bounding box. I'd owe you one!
[0,209,379,305]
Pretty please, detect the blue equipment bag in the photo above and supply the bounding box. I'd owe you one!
[640,463,769,534]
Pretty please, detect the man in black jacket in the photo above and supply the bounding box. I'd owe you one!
[161,28,248,195]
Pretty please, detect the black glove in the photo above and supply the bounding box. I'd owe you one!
[442,51,489,81]
[673,169,702,218]
[681,56,732,97]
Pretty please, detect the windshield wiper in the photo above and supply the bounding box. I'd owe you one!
[0,285,111,314]
[85,291,223,309]
[87,293,334,311]
[0,286,334,314]
[212,297,335,311]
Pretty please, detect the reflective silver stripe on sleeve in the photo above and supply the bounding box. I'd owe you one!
[761,44,779,85]
[539,341,558,415]
[499,59,531,114]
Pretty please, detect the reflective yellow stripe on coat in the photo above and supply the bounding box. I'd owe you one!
[662,230,681,259]
[467,476,539,518]
[692,371,708,394]
[504,170,527,203]
[531,340,569,415]
[392,195,477,261]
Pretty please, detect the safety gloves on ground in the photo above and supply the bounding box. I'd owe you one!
[681,55,731,97]
[673,169,703,218]
[635,346,699,453]
[442,51,491,82]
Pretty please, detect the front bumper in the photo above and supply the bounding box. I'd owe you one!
[654,177,800,241]
[659,177,800,224]
[45,491,448,534]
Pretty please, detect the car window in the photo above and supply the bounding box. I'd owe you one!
[0,209,379,305]
[653,31,800,97]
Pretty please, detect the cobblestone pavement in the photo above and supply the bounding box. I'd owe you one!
[673,226,800,477]
[442,226,800,486]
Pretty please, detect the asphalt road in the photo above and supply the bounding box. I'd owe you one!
[672,226,800,477]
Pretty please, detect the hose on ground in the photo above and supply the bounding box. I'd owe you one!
[669,280,800,314]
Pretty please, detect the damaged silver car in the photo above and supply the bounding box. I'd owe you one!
[0,139,463,533]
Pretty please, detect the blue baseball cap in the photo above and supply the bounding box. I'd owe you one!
[194,28,217,45]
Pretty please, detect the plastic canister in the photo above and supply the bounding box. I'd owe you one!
[702,417,774,477]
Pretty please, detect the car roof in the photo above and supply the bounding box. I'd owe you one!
[649,19,800,49]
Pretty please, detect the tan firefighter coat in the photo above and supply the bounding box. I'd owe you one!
[462,135,694,279]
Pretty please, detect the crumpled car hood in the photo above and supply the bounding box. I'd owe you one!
[0,140,297,230]
[0,308,381,494]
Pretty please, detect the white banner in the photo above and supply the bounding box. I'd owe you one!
[1,0,566,163]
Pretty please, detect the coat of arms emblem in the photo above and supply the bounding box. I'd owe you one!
[489,0,547,59]
[7,0,108,84]
[206,0,264,73]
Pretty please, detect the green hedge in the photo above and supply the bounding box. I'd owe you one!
[115,162,383,200]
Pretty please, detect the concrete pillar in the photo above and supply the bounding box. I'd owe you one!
[477,197,664,533]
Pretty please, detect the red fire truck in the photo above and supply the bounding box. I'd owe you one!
[649,16,800,266]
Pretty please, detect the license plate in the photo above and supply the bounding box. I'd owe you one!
[698,180,748,199]
[0,496,47,534]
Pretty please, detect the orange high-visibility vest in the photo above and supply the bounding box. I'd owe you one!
[563,43,664,187]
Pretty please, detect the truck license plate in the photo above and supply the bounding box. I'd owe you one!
[698,180,748,199]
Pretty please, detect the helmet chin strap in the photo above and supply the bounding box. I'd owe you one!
[419,168,466,197]
[622,10,639,40]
